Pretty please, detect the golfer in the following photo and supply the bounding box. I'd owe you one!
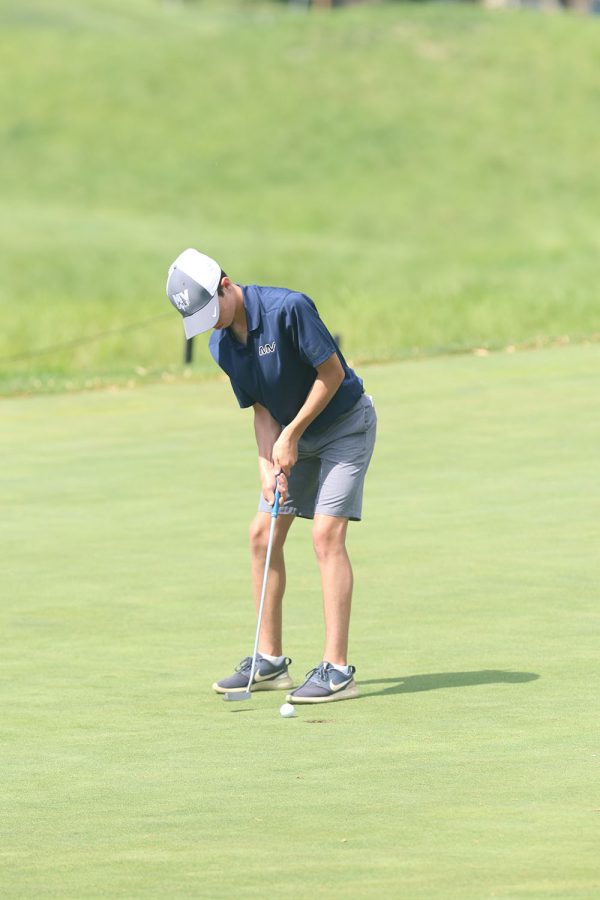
[166,248,377,703]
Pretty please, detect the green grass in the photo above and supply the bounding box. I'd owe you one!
[1,0,600,390]
[2,344,599,898]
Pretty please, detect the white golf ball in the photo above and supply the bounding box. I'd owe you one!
[279,702,295,718]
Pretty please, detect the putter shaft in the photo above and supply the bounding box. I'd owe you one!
[224,488,280,702]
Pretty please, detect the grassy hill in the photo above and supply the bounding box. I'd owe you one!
[1,0,599,391]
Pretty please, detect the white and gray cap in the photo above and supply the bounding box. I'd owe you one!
[166,248,222,338]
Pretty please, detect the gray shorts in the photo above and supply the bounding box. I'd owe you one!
[258,394,377,522]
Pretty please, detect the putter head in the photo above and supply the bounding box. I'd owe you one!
[223,690,252,702]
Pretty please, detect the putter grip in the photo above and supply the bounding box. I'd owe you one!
[271,486,280,518]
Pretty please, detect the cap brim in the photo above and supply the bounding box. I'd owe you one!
[182,295,220,338]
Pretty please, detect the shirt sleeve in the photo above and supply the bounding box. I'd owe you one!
[283,293,338,369]
[229,377,254,409]
[209,330,255,408]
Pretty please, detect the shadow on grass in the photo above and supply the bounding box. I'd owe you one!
[360,670,539,699]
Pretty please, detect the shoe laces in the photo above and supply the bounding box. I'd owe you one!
[235,657,254,673]
[304,662,355,684]
[305,662,332,683]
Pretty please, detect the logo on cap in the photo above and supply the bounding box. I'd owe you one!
[172,289,190,311]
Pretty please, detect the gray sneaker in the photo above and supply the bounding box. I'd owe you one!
[287,662,358,704]
[212,655,293,694]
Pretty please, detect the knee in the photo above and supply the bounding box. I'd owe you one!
[312,521,346,563]
[249,516,270,557]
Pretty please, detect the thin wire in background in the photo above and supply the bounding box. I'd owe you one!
[0,312,173,365]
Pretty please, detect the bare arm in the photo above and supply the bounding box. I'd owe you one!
[272,352,345,474]
[253,403,286,505]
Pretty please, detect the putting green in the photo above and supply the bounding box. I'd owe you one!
[1,345,599,898]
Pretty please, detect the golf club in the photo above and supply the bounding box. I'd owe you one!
[224,485,281,702]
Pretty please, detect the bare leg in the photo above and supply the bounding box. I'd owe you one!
[249,512,295,656]
[312,514,352,665]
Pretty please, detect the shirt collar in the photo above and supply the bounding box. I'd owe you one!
[242,285,262,333]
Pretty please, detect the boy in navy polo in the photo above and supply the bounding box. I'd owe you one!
[166,248,377,703]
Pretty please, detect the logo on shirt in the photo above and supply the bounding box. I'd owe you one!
[258,341,276,357]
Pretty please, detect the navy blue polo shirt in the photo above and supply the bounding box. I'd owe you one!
[208,285,363,435]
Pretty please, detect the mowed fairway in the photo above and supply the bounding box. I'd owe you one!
[2,346,599,899]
